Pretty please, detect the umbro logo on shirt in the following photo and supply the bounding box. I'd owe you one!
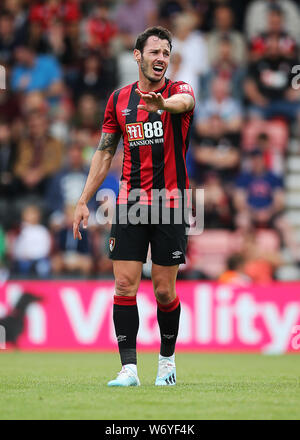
[122,108,132,116]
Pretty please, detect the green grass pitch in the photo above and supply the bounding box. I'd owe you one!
[0,352,299,420]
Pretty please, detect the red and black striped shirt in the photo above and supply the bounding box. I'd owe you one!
[102,78,195,205]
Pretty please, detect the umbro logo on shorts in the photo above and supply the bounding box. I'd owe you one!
[172,251,182,259]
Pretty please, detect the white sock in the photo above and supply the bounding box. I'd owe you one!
[124,363,137,375]
[159,354,175,363]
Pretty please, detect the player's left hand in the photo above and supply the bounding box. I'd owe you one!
[135,89,165,113]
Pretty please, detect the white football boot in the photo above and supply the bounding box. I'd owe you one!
[155,354,176,386]
[107,365,140,387]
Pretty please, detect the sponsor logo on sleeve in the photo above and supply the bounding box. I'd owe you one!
[178,84,192,93]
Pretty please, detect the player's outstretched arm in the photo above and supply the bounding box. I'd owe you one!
[163,93,195,114]
[135,89,194,114]
[73,132,121,240]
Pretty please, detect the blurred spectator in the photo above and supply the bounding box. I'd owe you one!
[51,205,93,276]
[29,0,81,31]
[201,35,246,101]
[0,88,21,123]
[14,111,63,196]
[234,149,284,227]
[11,42,64,101]
[158,0,212,30]
[114,0,157,48]
[202,172,233,229]
[206,4,246,66]
[192,77,241,185]
[0,119,17,199]
[245,0,300,42]
[218,253,251,284]
[244,35,300,122]
[238,228,282,283]
[72,52,115,103]
[2,0,27,37]
[48,96,73,143]
[170,12,208,98]
[234,149,300,262]
[72,93,102,131]
[249,132,284,175]
[46,142,98,218]
[116,37,137,88]
[0,118,18,227]
[81,3,117,54]
[12,204,52,278]
[21,90,48,114]
[38,19,76,68]
[158,0,188,28]
[72,127,97,165]
[0,10,20,65]
[196,77,243,138]
[249,4,297,60]
[192,113,241,185]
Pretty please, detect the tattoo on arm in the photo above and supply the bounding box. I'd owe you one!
[97,132,121,156]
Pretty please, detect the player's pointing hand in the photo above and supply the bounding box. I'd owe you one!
[135,89,165,113]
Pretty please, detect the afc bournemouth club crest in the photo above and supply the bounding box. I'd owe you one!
[109,237,115,252]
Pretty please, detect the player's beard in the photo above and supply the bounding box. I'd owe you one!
[140,54,165,83]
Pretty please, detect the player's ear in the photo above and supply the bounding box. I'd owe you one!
[134,49,141,63]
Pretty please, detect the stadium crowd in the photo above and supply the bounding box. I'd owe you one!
[1,0,300,284]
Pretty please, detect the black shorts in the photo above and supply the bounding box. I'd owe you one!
[109,204,189,266]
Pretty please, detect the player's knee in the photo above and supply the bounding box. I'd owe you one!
[115,276,136,296]
[155,287,173,304]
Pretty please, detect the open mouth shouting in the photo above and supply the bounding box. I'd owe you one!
[152,63,165,77]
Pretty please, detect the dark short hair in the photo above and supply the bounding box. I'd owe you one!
[134,26,172,53]
[268,4,283,15]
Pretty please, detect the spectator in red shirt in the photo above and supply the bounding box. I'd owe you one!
[29,0,81,31]
[81,3,117,54]
[249,4,297,60]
